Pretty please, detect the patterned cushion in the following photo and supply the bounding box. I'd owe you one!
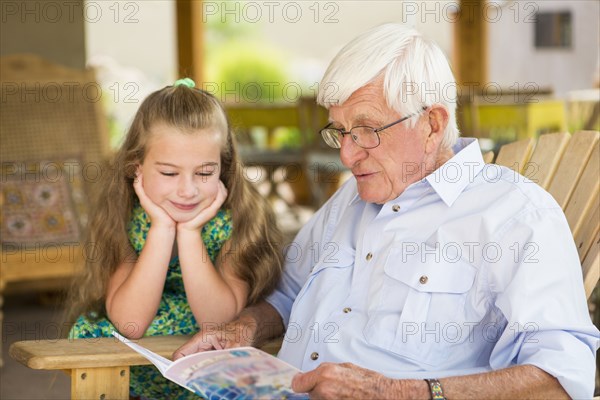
[1,158,88,248]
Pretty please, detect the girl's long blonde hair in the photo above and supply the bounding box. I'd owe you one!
[67,85,283,325]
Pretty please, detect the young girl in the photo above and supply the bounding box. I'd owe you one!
[67,78,284,399]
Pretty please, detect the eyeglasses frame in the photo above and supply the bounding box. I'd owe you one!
[320,112,420,149]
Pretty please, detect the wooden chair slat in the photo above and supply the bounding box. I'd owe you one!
[564,141,600,237]
[582,233,600,299]
[547,131,599,208]
[482,151,495,164]
[494,138,534,173]
[575,201,600,263]
[525,132,571,189]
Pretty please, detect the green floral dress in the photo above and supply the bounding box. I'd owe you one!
[69,203,232,399]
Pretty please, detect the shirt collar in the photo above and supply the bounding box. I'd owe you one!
[349,192,361,206]
[425,137,484,207]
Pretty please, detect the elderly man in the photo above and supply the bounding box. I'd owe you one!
[176,24,599,399]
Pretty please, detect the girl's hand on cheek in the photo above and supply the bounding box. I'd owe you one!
[177,180,228,232]
[133,171,176,230]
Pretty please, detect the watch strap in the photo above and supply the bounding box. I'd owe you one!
[424,378,446,400]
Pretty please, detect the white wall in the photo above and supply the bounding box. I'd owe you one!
[259,1,455,85]
[84,0,177,144]
[488,0,600,96]
[84,0,177,83]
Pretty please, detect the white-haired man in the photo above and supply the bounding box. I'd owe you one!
[176,24,599,399]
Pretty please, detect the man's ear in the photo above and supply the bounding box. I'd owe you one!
[425,105,449,153]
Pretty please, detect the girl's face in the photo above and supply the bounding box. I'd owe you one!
[139,123,223,223]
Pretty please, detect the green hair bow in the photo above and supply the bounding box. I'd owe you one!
[173,77,196,88]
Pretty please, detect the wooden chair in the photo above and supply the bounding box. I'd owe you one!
[0,54,110,367]
[9,131,599,399]
[491,131,599,298]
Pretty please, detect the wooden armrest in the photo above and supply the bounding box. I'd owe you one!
[10,335,284,370]
[261,336,284,355]
[9,335,192,370]
[10,334,283,399]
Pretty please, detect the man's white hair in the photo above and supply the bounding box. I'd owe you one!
[317,23,459,149]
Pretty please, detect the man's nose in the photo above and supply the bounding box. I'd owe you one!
[339,134,367,168]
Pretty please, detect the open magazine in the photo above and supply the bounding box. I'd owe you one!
[112,331,308,399]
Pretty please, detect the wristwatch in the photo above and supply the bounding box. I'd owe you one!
[424,378,446,400]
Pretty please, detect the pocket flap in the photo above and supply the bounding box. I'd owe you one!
[310,245,355,275]
[384,246,476,293]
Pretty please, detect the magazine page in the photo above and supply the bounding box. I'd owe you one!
[167,346,309,399]
[113,331,308,399]
[112,331,171,375]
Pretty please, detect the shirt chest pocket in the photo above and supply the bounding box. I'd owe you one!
[290,246,355,325]
[363,246,477,368]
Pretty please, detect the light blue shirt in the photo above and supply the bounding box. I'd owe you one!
[267,138,599,399]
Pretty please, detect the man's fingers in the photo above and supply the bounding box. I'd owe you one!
[173,320,255,360]
[172,349,186,360]
[172,330,231,360]
[173,338,198,360]
[291,370,318,394]
[208,334,224,350]
[173,333,211,360]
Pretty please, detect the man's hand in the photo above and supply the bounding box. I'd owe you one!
[173,302,285,360]
[173,319,257,360]
[291,362,420,400]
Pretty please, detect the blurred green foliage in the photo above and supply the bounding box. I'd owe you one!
[204,4,290,104]
[205,40,289,103]
[204,3,301,148]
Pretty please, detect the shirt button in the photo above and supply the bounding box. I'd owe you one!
[310,352,319,360]
[343,307,352,313]
[392,204,400,212]
[366,252,373,261]
[419,275,428,284]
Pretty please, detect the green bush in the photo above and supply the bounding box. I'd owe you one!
[205,40,289,103]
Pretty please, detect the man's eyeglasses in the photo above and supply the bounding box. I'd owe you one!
[320,113,418,149]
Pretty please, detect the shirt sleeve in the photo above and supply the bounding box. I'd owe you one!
[266,180,351,327]
[487,206,600,399]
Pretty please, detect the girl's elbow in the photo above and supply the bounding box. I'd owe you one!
[114,320,147,339]
[120,328,145,340]
[107,311,148,339]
